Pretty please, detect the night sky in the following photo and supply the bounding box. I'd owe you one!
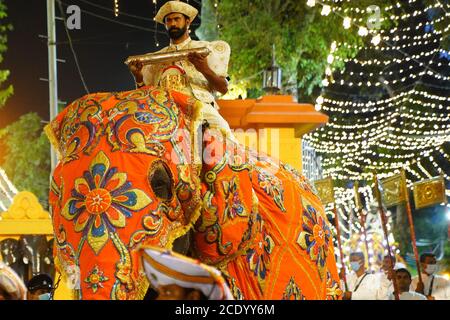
[0,0,202,128]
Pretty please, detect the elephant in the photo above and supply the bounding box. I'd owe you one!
[18,235,50,282]
[46,87,341,300]
[0,238,27,281]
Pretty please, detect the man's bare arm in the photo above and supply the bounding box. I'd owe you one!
[188,52,228,95]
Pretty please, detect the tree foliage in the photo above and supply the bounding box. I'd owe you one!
[0,113,51,206]
[0,2,50,206]
[198,0,399,100]
[0,0,13,109]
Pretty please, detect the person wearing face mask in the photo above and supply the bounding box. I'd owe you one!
[26,274,53,300]
[411,252,450,300]
[343,252,380,300]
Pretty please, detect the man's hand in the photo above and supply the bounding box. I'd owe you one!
[187,51,228,95]
[128,60,144,83]
[187,52,210,74]
[386,269,395,281]
[343,291,352,300]
[415,281,425,294]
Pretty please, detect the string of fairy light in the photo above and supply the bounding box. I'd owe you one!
[305,0,449,175]
[304,0,450,263]
[324,185,400,267]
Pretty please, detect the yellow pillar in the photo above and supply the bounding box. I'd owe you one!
[233,127,302,171]
[0,191,74,300]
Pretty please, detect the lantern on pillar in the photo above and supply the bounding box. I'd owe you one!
[263,45,282,94]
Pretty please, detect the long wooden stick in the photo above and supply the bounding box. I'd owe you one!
[374,175,400,300]
[401,169,423,286]
[354,182,371,270]
[358,208,372,271]
[333,203,348,291]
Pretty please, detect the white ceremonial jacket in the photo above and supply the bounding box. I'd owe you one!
[142,37,231,106]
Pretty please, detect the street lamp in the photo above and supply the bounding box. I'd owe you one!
[262,44,282,94]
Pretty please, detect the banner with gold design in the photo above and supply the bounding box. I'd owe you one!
[379,173,407,207]
[314,177,335,205]
[413,176,447,210]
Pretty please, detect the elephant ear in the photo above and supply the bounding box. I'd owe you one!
[44,102,70,161]
[193,128,256,265]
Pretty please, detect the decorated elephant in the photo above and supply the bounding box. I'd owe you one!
[45,87,341,300]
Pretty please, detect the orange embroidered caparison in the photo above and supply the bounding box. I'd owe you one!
[46,87,341,300]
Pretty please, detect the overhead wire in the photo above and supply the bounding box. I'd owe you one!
[57,0,90,94]
[77,0,154,22]
[59,0,167,34]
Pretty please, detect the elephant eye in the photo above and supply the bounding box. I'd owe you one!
[150,163,173,200]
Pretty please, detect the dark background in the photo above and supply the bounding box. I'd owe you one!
[1,0,202,128]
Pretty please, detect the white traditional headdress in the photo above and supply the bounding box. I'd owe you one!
[155,0,198,25]
[139,246,234,300]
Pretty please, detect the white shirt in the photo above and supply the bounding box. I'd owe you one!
[389,291,427,300]
[411,273,450,300]
[375,272,394,300]
[375,264,408,300]
[346,271,380,300]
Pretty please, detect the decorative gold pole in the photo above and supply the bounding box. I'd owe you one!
[373,174,400,300]
[401,169,423,287]
[354,181,371,271]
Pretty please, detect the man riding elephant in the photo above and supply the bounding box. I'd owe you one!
[128,0,234,138]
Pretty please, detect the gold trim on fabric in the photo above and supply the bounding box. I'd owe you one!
[44,123,62,161]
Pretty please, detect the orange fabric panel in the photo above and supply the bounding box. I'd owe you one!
[193,134,342,300]
[48,88,202,299]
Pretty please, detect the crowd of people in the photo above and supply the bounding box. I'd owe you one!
[342,252,450,300]
[1,248,449,300]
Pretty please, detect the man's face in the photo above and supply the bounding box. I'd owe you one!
[422,255,437,274]
[396,271,411,292]
[350,255,364,271]
[423,256,437,266]
[27,288,51,300]
[164,13,189,40]
[0,287,12,300]
[156,284,203,300]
